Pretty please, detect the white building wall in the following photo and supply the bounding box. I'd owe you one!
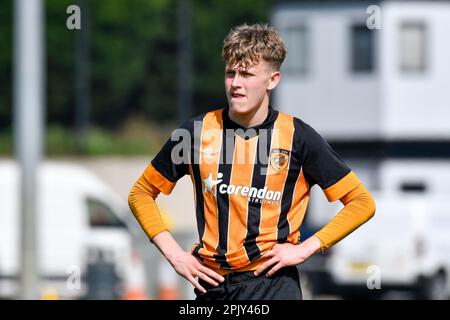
[380,2,450,140]
[273,1,450,141]
[272,5,381,140]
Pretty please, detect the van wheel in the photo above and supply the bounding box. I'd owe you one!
[418,273,447,300]
[85,252,122,300]
[299,273,314,300]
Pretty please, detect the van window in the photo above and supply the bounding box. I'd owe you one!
[400,21,426,73]
[351,24,375,73]
[280,25,309,75]
[400,182,427,193]
[87,198,127,228]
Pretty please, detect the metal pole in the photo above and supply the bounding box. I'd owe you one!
[75,0,90,153]
[13,0,45,299]
[177,0,193,123]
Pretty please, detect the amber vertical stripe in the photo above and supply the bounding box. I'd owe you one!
[257,113,295,246]
[225,135,258,267]
[197,110,223,268]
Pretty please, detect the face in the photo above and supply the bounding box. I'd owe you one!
[224,59,280,116]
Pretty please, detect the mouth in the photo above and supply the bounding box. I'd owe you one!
[230,92,246,99]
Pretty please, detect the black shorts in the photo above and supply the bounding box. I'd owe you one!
[194,266,302,300]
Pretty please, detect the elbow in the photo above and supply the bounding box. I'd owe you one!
[127,177,160,214]
[356,184,376,222]
[352,187,376,223]
[128,183,139,214]
[127,192,135,215]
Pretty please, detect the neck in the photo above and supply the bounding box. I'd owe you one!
[228,102,270,128]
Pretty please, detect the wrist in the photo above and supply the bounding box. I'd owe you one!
[299,235,322,257]
[152,231,184,263]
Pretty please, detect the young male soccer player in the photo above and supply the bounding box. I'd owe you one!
[128,23,376,300]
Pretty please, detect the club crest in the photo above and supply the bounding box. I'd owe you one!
[270,149,290,172]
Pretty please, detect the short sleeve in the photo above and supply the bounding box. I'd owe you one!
[148,120,192,194]
[294,118,361,202]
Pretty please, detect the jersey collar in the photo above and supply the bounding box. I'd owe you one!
[222,106,279,132]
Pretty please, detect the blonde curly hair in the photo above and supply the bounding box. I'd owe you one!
[222,23,287,71]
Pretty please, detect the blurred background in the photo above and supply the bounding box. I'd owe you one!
[1,0,450,300]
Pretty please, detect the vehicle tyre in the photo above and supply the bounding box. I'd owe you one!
[299,273,314,300]
[417,273,447,300]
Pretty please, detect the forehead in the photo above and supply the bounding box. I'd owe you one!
[225,59,270,72]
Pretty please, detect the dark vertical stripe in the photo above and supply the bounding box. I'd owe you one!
[243,125,273,261]
[277,123,301,242]
[191,118,205,242]
[214,128,234,268]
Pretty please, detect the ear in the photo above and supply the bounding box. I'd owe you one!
[267,70,281,91]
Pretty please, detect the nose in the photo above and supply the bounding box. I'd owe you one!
[231,73,242,88]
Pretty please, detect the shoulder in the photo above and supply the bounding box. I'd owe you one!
[291,115,314,133]
[179,108,223,131]
[279,113,325,145]
[276,112,316,132]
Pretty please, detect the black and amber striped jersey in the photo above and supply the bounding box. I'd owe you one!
[146,107,360,272]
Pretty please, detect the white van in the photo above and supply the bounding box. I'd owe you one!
[327,192,450,299]
[315,160,450,299]
[0,160,140,299]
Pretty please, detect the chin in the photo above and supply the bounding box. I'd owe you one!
[229,103,254,115]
